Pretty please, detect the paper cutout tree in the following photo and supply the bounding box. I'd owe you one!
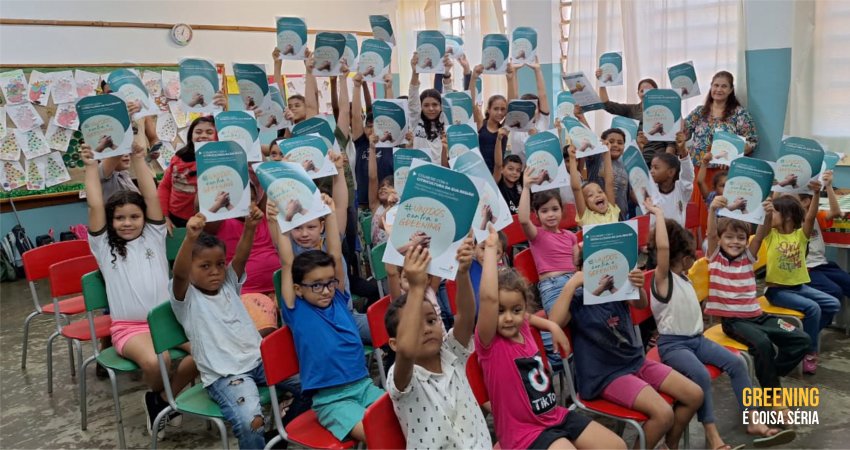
[0,135,19,159]
[26,160,44,189]
[4,162,25,188]
[45,154,66,178]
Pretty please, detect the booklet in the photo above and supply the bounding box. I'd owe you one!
[622,144,659,214]
[313,32,347,76]
[482,34,510,74]
[179,58,221,114]
[563,116,606,158]
[505,100,537,132]
[442,91,474,126]
[598,52,623,87]
[232,63,269,110]
[393,148,431,194]
[76,94,133,160]
[373,99,409,148]
[277,133,338,179]
[369,15,396,46]
[611,116,639,144]
[27,70,51,107]
[343,33,359,67]
[382,161,479,280]
[358,39,393,83]
[262,85,291,131]
[667,61,700,99]
[446,124,479,159]
[525,130,569,193]
[449,148,512,241]
[772,137,824,194]
[583,221,640,305]
[107,69,159,119]
[555,91,577,120]
[215,110,262,162]
[563,72,604,111]
[718,157,774,225]
[291,115,337,152]
[445,34,464,59]
[415,31,446,74]
[276,17,308,60]
[511,27,537,65]
[819,151,841,184]
[710,130,746,166]
[642,89,681,142]
[0,70,28,105]
[254,161,331,233]
[196,141,251,221]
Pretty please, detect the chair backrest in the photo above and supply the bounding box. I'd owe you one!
[363,394,406,450]
[687,257,710,302]
[513,248,539,284]
[628,269,654,327]
[260,326,301,386]
[81,270,108,312]
[503,214,526,253]
[530,203,578,230]
[753,238,767,272]
[371,242,388,280]
[273,269,284,310]
[367,295,392,348]
[445,279,458,315]
[147,301,188,355]
[360,215,373,249]
[635,214,650,247]
[48,255,99,298]
[22,240,91,282]
[685,202,700,234]
[465,352,489,406]
[165,227,188,263]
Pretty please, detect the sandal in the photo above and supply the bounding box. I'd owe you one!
[752,429,796,448]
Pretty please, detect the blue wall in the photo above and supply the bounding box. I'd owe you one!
[1,201,88,240]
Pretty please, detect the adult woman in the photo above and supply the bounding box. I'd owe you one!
[408,52,453,165]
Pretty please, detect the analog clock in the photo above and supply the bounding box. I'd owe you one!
[171,23,193,46]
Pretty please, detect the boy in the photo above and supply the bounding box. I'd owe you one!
[171,207,307,449]
[497,154,523,214]
[272,194,383,443]
[649,133,693,226]
[586,128,629,219]
[384,238,491,449]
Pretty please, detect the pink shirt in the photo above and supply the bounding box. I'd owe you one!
[474,322,568,449]
[529,227,578,274]
[215,219,280,294]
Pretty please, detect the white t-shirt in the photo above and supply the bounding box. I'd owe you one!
[408,82,448,164]
[650,271,704,337]
[89,222,170,322]
[806,220,828,268]
[653,156,694,227]
[171,266,261,387]
[509,113,551,161]
[387,331,491,450]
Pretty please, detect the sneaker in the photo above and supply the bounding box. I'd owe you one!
[143,391,169,437]
[802,353,818,374]
[166,410,183,428]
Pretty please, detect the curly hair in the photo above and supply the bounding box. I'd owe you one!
[500,268,534,310]
[419,88,445,141]
[649,218,696,267]
[104,190,147,265]
[772,195,805,229]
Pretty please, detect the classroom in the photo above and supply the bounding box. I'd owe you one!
[1,0,850,449]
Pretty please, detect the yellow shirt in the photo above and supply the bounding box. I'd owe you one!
[577,204,621,226]
[764,228,810,285]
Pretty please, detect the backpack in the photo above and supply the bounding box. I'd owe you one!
[2,225,32,279]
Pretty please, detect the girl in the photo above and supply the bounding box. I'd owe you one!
[367,133,398,247]
[83,142,197,435]
[649,204,793,449]
[697,151,727,213]
[582,128,630,220]
[506,58,551,159]
[648,136,693,227]
[471,64,508,174]
[518,169,578,369]
[548,247,703,450]
[476,226,626,450]
[408,52,451,165]
[568,144,619,225]
[764,183,841,373]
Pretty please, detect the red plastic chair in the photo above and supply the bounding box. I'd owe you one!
[21,240,92,370]
[635,214,650,247]
[366,295,392,388]
[446,279,458,315]
[503,214,527,258]
[513,248,540,284]
[46,255,105,393]
[261,327,357,450]
[530,203,578,230]
[685,202,700,241]
[363,393,406,450]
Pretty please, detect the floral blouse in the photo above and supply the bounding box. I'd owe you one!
[683,105,758,166]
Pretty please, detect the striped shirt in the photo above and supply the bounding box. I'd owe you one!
[704,247,762,318]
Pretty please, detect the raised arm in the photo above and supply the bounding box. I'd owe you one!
[304,50,319,119]
[493,127,508,180]
[269,201,297,309]
[232,204,262,278]
[646,201,670,299]
[748,199,773,256]
[330,152,348,234]
[172,213,205,301]
[367,134,380,213]
[82,145,106,231]
[506,62,518,101]
[602,148,615,205]
[706,195,727,256]
[336,64,352,139]
[453,235,476,346]
[322,194,347,288]
[528,314,569,357]
[594,68,610,103]
[383,73,395,99]
[391,245,431,391]
[548,271,584,326]
[350,73,366,140]
[470,65,484,129]
[363,78,374,113]
[408,54,422,119]
[330,77,340,121]
[272,48,287,99]
[476,226,501,347]
[568,145,586,217]
[697,151,713,200]
[130,142,163,222]
[519,167,540,240]
[530,59,550,115]
[823,171,842,220]
[803,180,823,238]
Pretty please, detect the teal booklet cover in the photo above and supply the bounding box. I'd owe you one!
[276,17,308,60]
[446,124,479,159]
[511,27,537,65]
[622,144,659,214]
[443,91,474,126]
[254,161,331,232]
[369,15,396,46]
[179,58,221,113]
[358,39,392,83]
[667,61,700,99]
[215,110,262,162]
[278,133,338,179]
[563,71,603,111]
[564,116,606,158]
[718,157,774,225]
[106,69,158,118]
[292,116,338,151]
[449,148,512,242]
[196,141,250,221]
[415,31,446,74]
[505,100,537,132]
[525,130,569,193]
[393,148,431,194]
[373,99,409,148]
[555,90,577,121]
[313,32,347,76]
[482,34,509,74]
[445,34,464,59]
[583,221,639,304]
[710,130,746,166]
[772,136,824,194]
[642,89,681,142]
[598,51,623,87]
[76,94,133,160]
[342,33,359,67]
[612,116,639,144]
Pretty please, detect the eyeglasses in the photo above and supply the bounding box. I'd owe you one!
[299,279,339,293]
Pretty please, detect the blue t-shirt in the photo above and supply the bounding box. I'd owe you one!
[354,134,393,207]
[469,260,483,316]
[568,288,644,399]
[478,124,506,174]
[281,289,368,391]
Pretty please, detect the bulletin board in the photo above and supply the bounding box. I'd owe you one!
[0,62,227,211]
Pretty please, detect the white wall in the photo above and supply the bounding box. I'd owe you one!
[0,0,396,74]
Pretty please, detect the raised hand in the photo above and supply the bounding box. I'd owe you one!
[456,234,475,274]
[80,144,97,166]
[244,203,264,229]
[403,244,431,288]
[186,213,207,238]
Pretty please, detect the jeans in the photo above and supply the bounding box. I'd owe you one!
[436,280,455,331]
[207,364,308,450]
[722,314,810,389]
[538,273,573,371]
[808,262,850,303]
[765,284,840,352]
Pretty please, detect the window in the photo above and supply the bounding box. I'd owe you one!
[501,0,508,32]
[560,1,572,75]
[812,1,850,139]
[440,0,465,37]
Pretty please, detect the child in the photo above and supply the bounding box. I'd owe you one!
[273,194,383,443]
[800,170,850,305]
[171,208,306,449]
[267,142,284,161]
[518,170,578,369]
[569,144,619,225]
[585,128,630,220]
[706,196,810,436]
[649,133,693,226]
[82,143,197,435]
[548,251,703,450]
[385,238,491,449]
[697,151,727,210]
[649,204,793,449]
[476,227,626,450]
[99,154,139,201]
[367,133,398,247]
[408,53,451,165]
[496,154,523,214]
[471,64,508,174]
[506,58,551,159]
[763,183,840,373]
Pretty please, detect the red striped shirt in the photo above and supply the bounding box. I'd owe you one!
[704,248,762,318]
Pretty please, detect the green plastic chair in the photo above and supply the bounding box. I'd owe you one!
[147,302,270,449]
[165,227,188,267]
[359,215,373,249]
[80,271,187,449]
[370,242,387,281]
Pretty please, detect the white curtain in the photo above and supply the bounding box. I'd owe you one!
[395,0,434,95]
[566,0,743,132]
[464,0,507,103]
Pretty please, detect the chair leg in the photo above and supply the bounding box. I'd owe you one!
[21,311,39,369]
[212,417,230,449]
[47,331,58,394]
[628,419,646,450]
[375,349,386,389]
[683,422,690,449]
[80,354,97,430]
[67,338,77,378]
[150,406,172,450]
[107,369,127,450]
